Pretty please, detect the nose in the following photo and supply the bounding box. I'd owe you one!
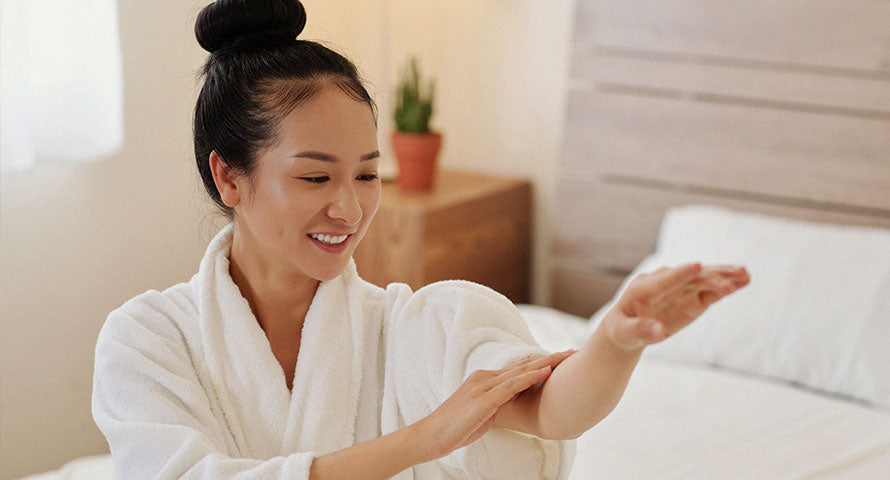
[326,181,362,227]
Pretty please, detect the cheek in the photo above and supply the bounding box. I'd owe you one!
[264,181,291,209]
[257,184,293,231]
[254,182,317,235]
[361,185,381,224]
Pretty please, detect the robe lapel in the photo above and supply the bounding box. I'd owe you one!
[197,225,364,459]
[197,224,293,458]
[280,258,364,456]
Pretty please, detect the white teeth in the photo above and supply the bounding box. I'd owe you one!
[310,233,348,245]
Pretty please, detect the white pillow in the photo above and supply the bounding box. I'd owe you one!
[589,205,890,409]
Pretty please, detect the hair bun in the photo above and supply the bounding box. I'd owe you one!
[195,0,307,54]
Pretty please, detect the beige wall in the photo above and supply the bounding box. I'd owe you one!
[0,0,575,476]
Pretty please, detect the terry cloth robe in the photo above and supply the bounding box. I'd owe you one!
[91,224,576,479]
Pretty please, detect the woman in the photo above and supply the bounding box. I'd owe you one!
[91,1,749,479]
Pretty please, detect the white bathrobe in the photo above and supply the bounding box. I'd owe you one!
[91,224,575,479]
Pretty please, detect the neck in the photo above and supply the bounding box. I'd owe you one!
[228,222,319,343]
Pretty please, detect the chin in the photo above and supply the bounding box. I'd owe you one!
[312,260,350,282]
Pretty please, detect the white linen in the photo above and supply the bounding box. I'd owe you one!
[589,205,890,409]
[519,305,890,480]
[91,223,573,479]
[17,455,114,480]
[574,358,890,480]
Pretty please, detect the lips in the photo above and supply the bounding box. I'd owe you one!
[308,232,350,245]
[307,232,352,253]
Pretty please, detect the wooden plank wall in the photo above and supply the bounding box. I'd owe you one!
[549,0,890,317]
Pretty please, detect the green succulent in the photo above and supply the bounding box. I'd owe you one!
[394,57,435,133]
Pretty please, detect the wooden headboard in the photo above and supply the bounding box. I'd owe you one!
[548,0,890,317]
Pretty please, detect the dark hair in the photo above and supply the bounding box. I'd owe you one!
[193,0,377,218]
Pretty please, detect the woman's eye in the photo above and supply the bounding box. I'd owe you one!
[300,176,329,183]
[299,174,377,183]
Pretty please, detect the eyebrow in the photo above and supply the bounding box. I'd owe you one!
[291,150,380,162]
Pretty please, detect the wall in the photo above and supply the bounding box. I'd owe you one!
[1,2,215,476]
[307,0,578,305]
[0,0,575,476]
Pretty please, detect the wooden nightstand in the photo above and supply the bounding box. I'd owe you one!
[353,169,532,303]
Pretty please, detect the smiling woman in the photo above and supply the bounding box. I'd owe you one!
[89,0,576,478]
[89,1,748,479]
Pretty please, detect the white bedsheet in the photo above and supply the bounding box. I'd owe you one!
[572,358,890,479]
[519,304,890,480]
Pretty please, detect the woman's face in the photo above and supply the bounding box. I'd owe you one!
[232,82,381,282]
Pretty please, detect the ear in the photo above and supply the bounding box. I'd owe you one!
[209,151,241,208]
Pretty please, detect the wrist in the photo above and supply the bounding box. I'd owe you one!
[407,418,443,464]
[309,423,435,480]
[597,309,649,353]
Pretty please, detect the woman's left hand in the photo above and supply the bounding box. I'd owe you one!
[602,263,750,350]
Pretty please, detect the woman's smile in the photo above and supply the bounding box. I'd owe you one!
[307,232,353,252]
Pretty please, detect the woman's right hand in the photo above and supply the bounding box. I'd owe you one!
[412,350,576,462]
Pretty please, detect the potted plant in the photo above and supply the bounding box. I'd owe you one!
[392,57,441,190]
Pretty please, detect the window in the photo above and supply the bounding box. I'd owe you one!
[0,0,123,173]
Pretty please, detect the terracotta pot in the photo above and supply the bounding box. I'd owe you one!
[391,131,442,191]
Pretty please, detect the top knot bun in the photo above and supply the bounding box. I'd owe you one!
[195,0,307,54]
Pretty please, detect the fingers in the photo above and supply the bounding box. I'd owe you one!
[493,350,575,380]
[474,350,576,407]
[699,290,722,306]
[601,263,753,352]
[637,263,749,301]
[427,351,577,459]
[689,266,750,306]
[465,350,574,392]
[633,262,703,298]
[485,365,553,406]
[700,265,750,288]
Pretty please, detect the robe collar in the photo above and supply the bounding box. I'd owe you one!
[193,223,366,458]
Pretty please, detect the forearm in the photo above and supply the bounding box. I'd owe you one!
[309,423,431,480]
[533,322,643,439]
[499,263,747,440]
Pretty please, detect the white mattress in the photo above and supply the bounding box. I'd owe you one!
[518,304,890,480]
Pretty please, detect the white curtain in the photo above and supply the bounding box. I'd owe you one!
[0,0,124,173]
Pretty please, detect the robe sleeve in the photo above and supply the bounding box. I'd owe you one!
[91,306,315,479]
[384,280,576,480]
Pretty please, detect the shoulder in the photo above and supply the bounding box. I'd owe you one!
[95,281,197,363]
[382,278,512,306]
[397,279,516,317]
[384,279,533,338]
[382,280,546,391]
[413,280,515,309]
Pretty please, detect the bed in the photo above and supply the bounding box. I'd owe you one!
[532,0,890,475]
[521,204,890,479]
